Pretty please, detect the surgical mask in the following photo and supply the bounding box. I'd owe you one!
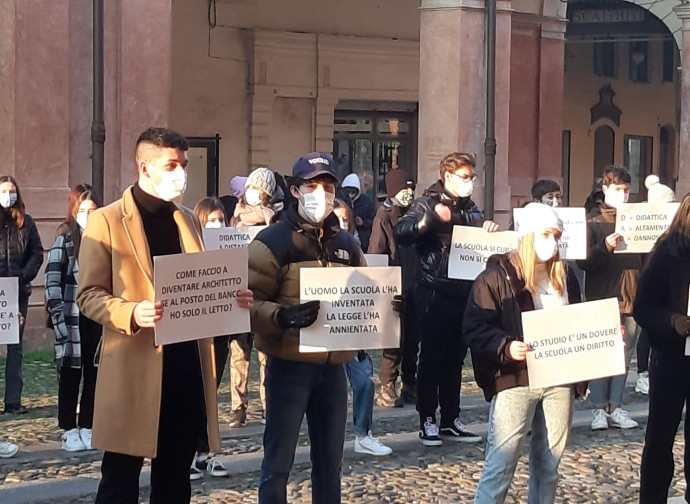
[297,189,335,224]
[534,234,559,262]
[394,189,413,207]
[244,188,261,206]
[147,164,187,202]
[76,212,89,230]
[338,218,349,231]
[542,195,562,208]
[205,220,223,229]
[0,192,17,209]
[604,188,628,209]
[447,173,474,198]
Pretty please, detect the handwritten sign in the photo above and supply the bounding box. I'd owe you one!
[614,202,680,254]
[0,278,19,344]
[514,207,587,260]
[522,297,624,389]
[447,226,518,280]
[363,254,389,267]
[299,266,401,352]
[203,226,268,250]
[154,248,250,345]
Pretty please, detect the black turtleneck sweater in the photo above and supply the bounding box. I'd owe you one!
[132,184,203,413]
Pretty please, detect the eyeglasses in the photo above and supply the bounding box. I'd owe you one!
[449,172,478,183]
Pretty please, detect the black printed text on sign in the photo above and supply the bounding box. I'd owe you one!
[153,248,250,345]
[522,297,624,389]
[299,266,401,352]
[0,278,19,344]
[447,226,518,281]
[614,202,680,254]
[202,226,267,250]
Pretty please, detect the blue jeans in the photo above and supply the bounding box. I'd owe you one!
[259,356,347,504]
[589,316,640,409]
[475,385,574,504]
[346,354,375,436]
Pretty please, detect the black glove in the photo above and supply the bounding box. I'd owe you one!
[673,314,690,337]
[276,301,320,329]
[391,294,405,314]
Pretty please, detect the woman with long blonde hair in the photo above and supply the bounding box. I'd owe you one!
[463,202,582,504]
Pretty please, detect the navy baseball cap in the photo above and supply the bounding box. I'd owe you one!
[292,152,337,181]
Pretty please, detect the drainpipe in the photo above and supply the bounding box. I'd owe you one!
[484,0,497,220]
[91,0,105,199]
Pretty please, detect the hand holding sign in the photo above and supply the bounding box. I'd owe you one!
[483,220,499,232]
[133,300,164,329]
[508,341,529,361]
[614,202,680,253]
[605,233,623,252]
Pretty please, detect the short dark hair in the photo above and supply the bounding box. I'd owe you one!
[531,179,561,200]
[602,165,631,186]
[135,127,188,162]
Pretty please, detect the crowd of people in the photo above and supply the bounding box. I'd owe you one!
[0,126,688,504]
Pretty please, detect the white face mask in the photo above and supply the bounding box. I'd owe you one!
[244,188,261,206]
[604,187,629,209]
[447,173,474,198]
[76,212,89,230]
[0,192,17,209]
[533,234,559,262]
[394,188,414,207]
[147,164,187,202]
[297,189,335,224]
[205,220,223,229]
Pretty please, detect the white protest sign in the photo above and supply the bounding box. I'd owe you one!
[522,297,624,389]
[299,266,401,352]
[685,285,690,356]
[363,254,389,267]
[154,248,250,345]
[0,278,19,344]
[513,207,587,260]
[202,226,267,250]
[614,202,680,254]
[447,226,518,280]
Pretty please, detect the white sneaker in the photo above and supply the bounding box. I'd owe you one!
[591,409,609,431]
[79,428,93,450]
[62,428,87,452]
[0,441,18,458]
[354,432,393,456]
[609,408,638,429]
[635,372,649,395]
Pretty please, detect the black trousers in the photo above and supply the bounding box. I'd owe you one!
[95,342,205,504]
[58,316,100,430]
[636,329,651,374]
[379,293,419,390]
[415,286,467,429]
[640,349,690,503]
[196,334,230,454]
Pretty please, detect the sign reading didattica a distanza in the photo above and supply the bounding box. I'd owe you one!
[614,202,680,254]
[299,266,401,352]
[203,226,267,250]
[154,248,250,345]
[447,226,518,281]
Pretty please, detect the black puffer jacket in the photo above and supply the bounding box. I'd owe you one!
[463,254,582,401]
[394,180,483,298]
[367,199,419,294]
[0,212,44,300]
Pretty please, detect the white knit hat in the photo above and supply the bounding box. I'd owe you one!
[645,174,675,204]
[517,202,563,238]
[245,167,276,197]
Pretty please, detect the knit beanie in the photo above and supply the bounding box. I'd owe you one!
[517,202,563,238]
[230,176,247,197]
[245,167,276,197]
[645,174,675,204]
[385,170,414,198]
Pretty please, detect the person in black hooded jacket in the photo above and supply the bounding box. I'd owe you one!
[394,152,498,446]
[634,193,690,504]
[368,169,419,407]
[464,202,582,504]
[0,175,44,414]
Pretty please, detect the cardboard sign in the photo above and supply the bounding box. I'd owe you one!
[614,202,680,254]
[513,207,587,260]
[202,226,268,250]
[154,248,250,345]
[685,285,690,356]
[0,278,19,344]
[522,297,625,389]
[447,226,518,281]
[363,254,389,267]
[299,266,401,352]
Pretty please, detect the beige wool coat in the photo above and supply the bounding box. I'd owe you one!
[76,187,220,458]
